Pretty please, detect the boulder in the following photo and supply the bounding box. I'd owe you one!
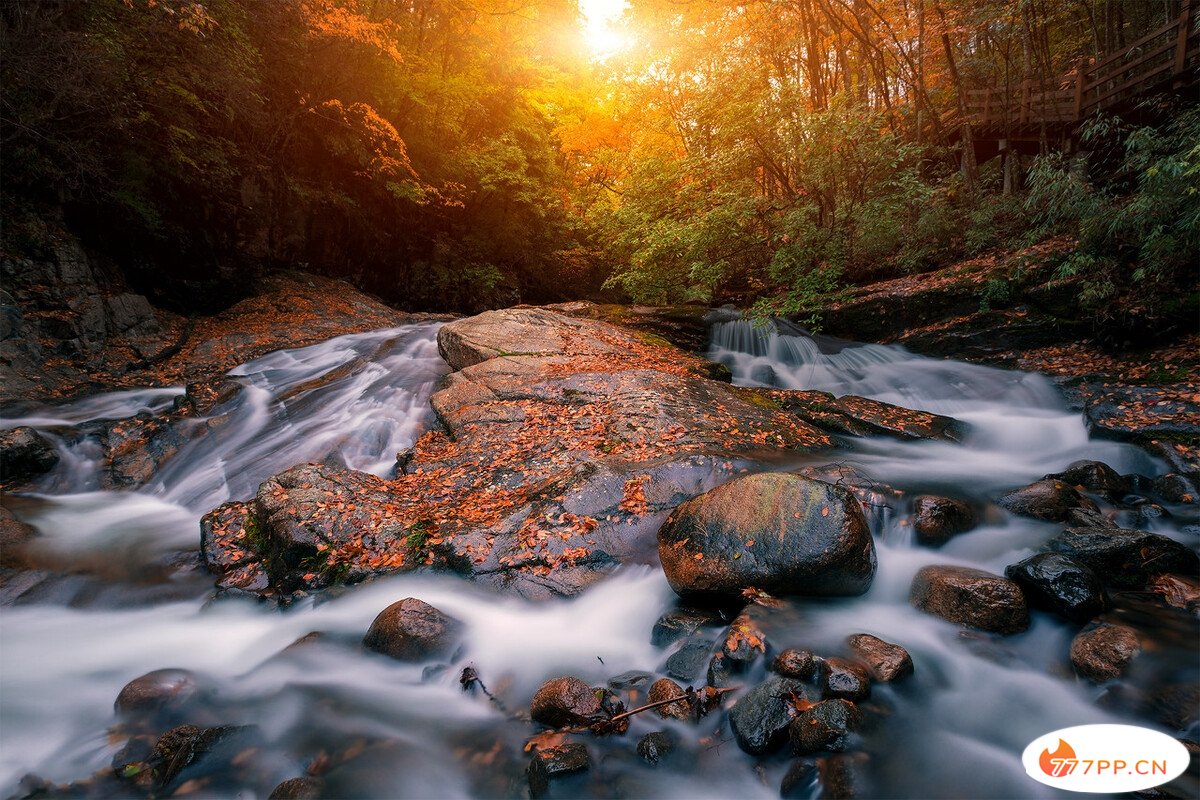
[527,743,590,799]
[728,675,809,755]
[362,598,462,662]
[657,472,876,600]
[1044,526,1198,589]
[819,658,872,701]
[1047,460,1130,498]
[1151,473,1198,505]
[530,677,605,728]
[911,496,977,547]
[651,606,722,647]
[789,699,862,754]
[772,649,819,681]
[845,634,913,682]
[1004,553,1106,623]
[114,669,201,719]
[997,479,1096,522]
[647,678,691,722]
[0,427,59,485]
[766,390,967,443]
[664,639,714,682]
[909,565,1029,634]
[1070,623,1140,682]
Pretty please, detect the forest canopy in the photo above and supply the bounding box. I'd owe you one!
[2,0,1196,323]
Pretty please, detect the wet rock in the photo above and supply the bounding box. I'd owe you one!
[819,752,871,799]
[651,606,722,647]
[664,639,714,682]
[845,634,913,682]
[114,668,200,719]
[1005,553,1106,623]
[1048,460,1130,498]
[530,676,605,728]
[148,724,204,788]
[269,776,325,799]
[254,464,418,593]
[607,670,653,690]
[772,649,819,680]
[527,743,590,798]
[719,603,772,672]
[768,390,967,443]
[819,658,872,701]
[0,507,37,568]
[636,731,678,765]
[648,678,691,722]
[0,427,59,485]
[362,598,463,662]
[789,699,863,754]
[909,565,1029,634]
[658,472,876,601]
[911,496,977,547]
[728,675,809,755]
[1045,527,1199,589]
[997,478,1096,522]
[1152,473,1198,505]
[1070,623,1140,682]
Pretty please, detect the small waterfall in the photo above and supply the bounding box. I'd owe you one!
[708,318,1159,488]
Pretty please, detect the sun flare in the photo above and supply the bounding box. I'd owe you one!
[580,0,630,58]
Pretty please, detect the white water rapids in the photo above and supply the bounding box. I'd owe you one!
[0,319,1193,798]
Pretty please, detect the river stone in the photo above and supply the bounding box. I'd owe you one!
[781,759,820,799]
[1151,473,1197,504]
[772,648,819,680]
[1004,553,1106,623]
[845,634,913,682]
[530,677,604,728]
[819,658,872,701]
[664,639,714,682]
[1070,623,1140,682]
[996,479,1096,522]
[527,743,590,798]
[651,606,722,647]
[362,598,462,662]
[728,675,809,755]
[911,496,977,547]
[0,507,36,568]
[789,699,863,754]
[636,730,678,765]
[909,565,1029,634]
[269,777,324,799]
[647,678,691,722]
[657,472,876,600]
[1044,526,1199,589]
[114,669,200,718]
[1047,460,1130,498]
[0,427,59,484]
[719,603,771,672]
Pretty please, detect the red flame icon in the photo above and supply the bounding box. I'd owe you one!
[1039,739,1078,777]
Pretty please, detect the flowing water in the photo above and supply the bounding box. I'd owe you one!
[0,319,1195,798]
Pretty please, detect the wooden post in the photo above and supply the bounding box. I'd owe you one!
[1073,60,1086,120]
[1175,0,1193,87]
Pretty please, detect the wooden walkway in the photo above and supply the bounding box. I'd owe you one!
[947,1,1199,159]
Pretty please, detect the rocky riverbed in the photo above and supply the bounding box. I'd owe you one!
[1,286,1198,799]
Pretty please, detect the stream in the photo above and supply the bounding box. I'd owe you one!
[1,320,1195,798]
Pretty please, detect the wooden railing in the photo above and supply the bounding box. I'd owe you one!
[952,0,1198,131]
